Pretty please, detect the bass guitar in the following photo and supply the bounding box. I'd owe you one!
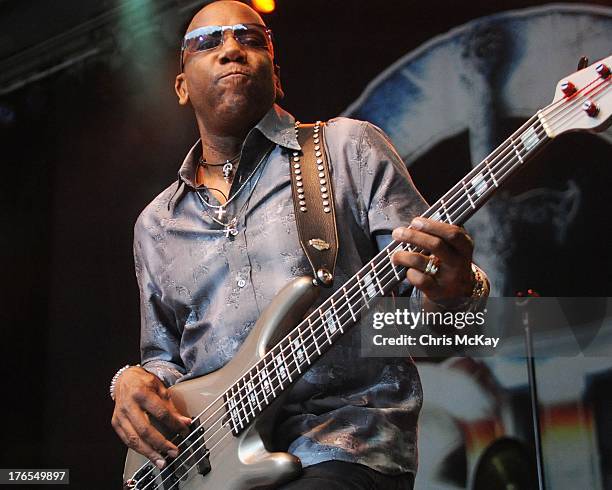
[123,55,612,489]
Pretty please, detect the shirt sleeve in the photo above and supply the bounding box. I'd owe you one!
[357,122,429,235]
[360,122,490,307]
[134,218,186,387]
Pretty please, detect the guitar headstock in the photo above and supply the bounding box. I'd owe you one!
[543,55,611,138]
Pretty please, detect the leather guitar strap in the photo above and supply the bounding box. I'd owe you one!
[289,121,339,287]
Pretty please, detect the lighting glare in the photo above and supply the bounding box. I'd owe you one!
[252,0,275,14]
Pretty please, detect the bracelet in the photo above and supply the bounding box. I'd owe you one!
[430,264,489,311]
[109,364,140,401]
[470,266,488,300]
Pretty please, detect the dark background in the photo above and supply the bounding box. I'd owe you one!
[1,0,610,488]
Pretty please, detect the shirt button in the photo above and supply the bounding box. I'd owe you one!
[237,278,247,288]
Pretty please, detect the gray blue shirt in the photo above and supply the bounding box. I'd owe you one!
[134,104,428,475]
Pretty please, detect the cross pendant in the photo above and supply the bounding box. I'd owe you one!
[216,206,226,220]
[223,218,238,238]
[224,225,238,238]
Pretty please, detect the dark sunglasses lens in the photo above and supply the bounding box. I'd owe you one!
[234,26,269,48]
[184,28,223,52]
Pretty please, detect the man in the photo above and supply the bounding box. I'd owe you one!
[111,1,486,488]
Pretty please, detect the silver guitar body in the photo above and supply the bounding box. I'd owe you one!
[123,276,320,490]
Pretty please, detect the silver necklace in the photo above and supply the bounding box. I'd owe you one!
[196,147,270,238]
[198,151,240,183]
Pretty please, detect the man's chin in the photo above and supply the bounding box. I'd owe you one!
[216,93,273,123]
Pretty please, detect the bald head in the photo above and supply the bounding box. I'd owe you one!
[174,0,282,139]
[186,1,266,34]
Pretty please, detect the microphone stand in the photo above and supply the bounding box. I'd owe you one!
[516,290,545,490]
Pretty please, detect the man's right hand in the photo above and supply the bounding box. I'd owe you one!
[111,366,192,469]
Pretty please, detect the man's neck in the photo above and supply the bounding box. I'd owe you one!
[196,107,266,163]
[200,132,245,164]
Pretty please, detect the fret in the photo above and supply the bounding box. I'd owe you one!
[262,356,276,397]
[510,136,524,164]
[246,378,259,416]
[226,388,242,432]
[343,286,357,322]
[484,159,499,187]
[291,336,302,374]
[298,327,311,364]
[371,262,385,294]
[233,382,249,427]
[324,308,338,336]
[460,179,475,209]
[275,348,291,383]
[331,298,344,333]
[256,364,269,405]
[240,378,253,420]
[386,249,401,281]
[440,199,453,224]
[308,318,321,355]
[273,351,287,389]
[320,309,332,344]
[356,273,370,308]
[281,348,293,383]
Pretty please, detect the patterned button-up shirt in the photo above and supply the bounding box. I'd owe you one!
[134,104,428,475]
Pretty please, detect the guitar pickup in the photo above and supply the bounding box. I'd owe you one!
[163,417,211,486]
[185,418,211,477]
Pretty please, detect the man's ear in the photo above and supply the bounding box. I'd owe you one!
[274,64,284,101]
[175,73,190,106]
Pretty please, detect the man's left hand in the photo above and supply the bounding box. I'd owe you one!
[391,218,474,303]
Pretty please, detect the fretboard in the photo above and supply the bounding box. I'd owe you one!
[222,111,552,435]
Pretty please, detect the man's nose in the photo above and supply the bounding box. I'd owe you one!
[219,33,247,63]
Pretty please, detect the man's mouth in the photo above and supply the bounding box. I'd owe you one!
[218,71,250,81]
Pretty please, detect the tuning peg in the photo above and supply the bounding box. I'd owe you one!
[560,80,577,97]
[596,63,610,79]
[577,56,589,70]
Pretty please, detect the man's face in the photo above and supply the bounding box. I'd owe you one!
[176,1,281,132]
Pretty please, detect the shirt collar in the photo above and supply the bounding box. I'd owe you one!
[177,104,300,189]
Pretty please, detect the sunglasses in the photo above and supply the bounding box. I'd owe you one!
[180,23,274,72]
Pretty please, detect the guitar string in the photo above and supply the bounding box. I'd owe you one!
[137,130,546,490]
[133,75,610,488]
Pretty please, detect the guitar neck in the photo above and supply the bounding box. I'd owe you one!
[424,113,551,225]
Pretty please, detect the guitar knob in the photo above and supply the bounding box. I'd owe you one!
[560,80,576,97]
[596,63,610,79]
[582,99,599,117]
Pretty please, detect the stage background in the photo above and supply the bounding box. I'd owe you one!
[1,1,610,488]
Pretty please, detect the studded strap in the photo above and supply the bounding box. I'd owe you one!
[289,121,339,287]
